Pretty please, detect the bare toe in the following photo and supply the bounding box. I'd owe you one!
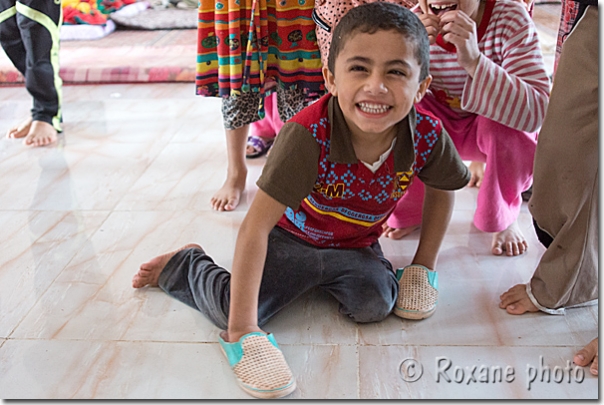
[23,121,58,147]
[6,117,32,139]
[492,221,527,257]
[133,243,202,288]
[492,241,504,256]
[574,338,598,376]
[211,174,246,212]
[499,284,539,315]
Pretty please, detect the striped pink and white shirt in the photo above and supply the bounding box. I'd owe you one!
[426,0,550,133]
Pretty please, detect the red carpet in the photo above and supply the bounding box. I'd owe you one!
[0,29,197,85]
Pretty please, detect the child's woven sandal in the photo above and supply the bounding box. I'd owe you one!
[394,264,438,320]
[219,332,296,399]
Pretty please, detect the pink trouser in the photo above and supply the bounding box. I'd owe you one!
[249,92,284,138]
[387,95,538,233]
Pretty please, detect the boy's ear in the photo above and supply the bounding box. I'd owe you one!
[414,74,432,104]
[323,66,337,96]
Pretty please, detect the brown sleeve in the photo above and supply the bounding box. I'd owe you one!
[418,127,471,190]
[256,122,321,209]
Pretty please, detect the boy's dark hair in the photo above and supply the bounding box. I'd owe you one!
[327,2,430,81]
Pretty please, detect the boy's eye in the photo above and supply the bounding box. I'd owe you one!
[389,69,406,77]
[349,65,368,72]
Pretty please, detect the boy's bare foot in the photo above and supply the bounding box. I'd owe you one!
[492,220,528,256]
[211,170,247,211]
[382,224,420,239]
[132,243,202,288]
[23,121,58,147]
[467,161,485,188]
[574,338,598,376]
[499,283,539,314]
[6,117,33,139]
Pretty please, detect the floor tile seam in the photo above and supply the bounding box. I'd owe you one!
[355,343,584,348]
[0,338,583,349]
[4,210,113,340]
[0,338,363,346]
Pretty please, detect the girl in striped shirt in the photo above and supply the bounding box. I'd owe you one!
[382,0,550,257]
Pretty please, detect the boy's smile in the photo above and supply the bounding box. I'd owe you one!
[323,30,431,143]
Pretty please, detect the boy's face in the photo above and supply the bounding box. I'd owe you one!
[323,30,431,140]
[418,0,481,20]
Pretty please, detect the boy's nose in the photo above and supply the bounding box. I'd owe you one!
[364,74,388,94]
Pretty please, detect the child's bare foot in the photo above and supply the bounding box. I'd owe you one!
[382,224,420,239]
[492,220,528,256]
[574,337,598,376]
[23,121,58,147]
[6,117,33,139]
[132,243,202,288]
[467,161,485,188]
[499,283,539,314]
[211,169,247,211]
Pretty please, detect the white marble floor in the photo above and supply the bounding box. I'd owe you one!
[0,82,597,399]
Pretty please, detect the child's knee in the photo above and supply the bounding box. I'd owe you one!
[341,277,398,323]
[344,295,396,323]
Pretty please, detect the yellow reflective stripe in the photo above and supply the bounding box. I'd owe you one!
[16,2,63,131]
[303,198,375,227]
[0,6,16,24]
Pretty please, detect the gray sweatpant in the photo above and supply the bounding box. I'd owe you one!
[158,227,399,330]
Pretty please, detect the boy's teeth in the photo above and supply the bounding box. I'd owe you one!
[359,103,389,114]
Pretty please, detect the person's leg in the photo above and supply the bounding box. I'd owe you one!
[0,0,32,139]
[0,0,23,72]
[499,6,598,315]
[275,85,314,123]
[320,241,398,323]
[246,92,281,158]
[212,92,262,211]
[15,0,62,146]
[473,116,536,256]
[527,5,598,310]
[133,227,322,330]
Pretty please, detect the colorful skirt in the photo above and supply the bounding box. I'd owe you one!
[196,0,325,114]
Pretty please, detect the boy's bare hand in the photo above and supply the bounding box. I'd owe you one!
[440,10,481,76]
[418,13,441,45]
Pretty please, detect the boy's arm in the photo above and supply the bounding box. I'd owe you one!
[226,189,287,342]
[411,185,455,270]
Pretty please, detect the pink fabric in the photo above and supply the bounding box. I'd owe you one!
[249,92,284,138]
[387,95,537,233]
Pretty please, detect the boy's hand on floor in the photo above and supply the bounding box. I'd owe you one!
[417,12,441,45]
[439,10,481,76]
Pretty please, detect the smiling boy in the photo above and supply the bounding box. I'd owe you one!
[132,3,470,399]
